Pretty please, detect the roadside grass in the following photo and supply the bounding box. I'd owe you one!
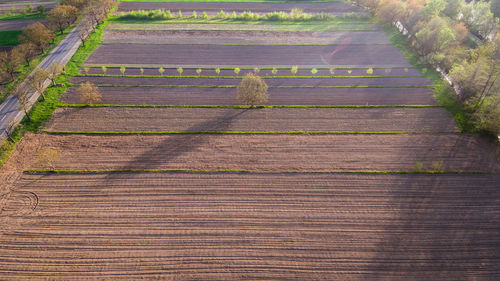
[24,169,484,175]
[383,25,475,133]
[0,22,106,167]
[0,30,22,46]
[0,23,77,104]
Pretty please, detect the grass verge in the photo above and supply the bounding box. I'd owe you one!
[61,104,441,108]
[41,130,461,135]
[0,22,106,167]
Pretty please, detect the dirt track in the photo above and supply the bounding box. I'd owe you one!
[85,44,412,67]
[45,107,457,133]
[72,76,432,87]
[62,86,437,105]
[18,133,499,173]
[1,172,499,280]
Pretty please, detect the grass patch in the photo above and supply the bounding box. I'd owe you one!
[41,130,461,135]
[70,84,433,89]
[0,30,22,46]
[0,13,46,21]
[75,74,424,79]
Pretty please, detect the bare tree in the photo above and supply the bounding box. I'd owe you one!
[77,18,93,46]
[15,87,33,121]
[4,119,16,143]
[48,5,79,34]
[78,81,102,105]
[19,22,54,53]
[0,49,22,81]
[12,43,38,66]
[26,67,49,100]
[236,73,268,107]
[47,63,63,86]
[37,147,61,170]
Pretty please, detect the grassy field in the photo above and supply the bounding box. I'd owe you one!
[0,30,21,45]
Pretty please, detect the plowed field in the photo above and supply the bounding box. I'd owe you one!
[62,86,437,105]
[85,44,412,67]
[45,107,457,132]
[72,76,431,87]
[1,172,499,280]
[103,30,392,45]
[22,133,499,172]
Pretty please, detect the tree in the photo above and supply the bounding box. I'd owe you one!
[120,66,126,75]
[101,66,107,74]
[177,67,183,77]
[366,67,374,75]
[12,43,37,66]
[215,67,221,78]
[19,22,54,53]
[329,67,335,75]
[461,0,496,39]
[196,68,202,77]
[375,0,405,25]
[4,119,16,143]
[77,18,93,46]
[311,68,318,75]
[158,67,164,75]
[26,67,49,100]
[15,87,33,121]
[236,73,268,107]
[78,81,102,105]
[140,67,144,75]
[36,5,45,15]
[291,65,298,75]
[0,50,22,81]
[37,147,61,170]
[48,5,79,34]
[253,67,260,75]
[61,0,90,10]
[492,0,500,18]
[47,63,63,86]
[234,67,240,76]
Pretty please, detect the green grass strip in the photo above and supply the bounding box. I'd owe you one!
[60,104,442,108]
[0,30,22,46]
[70,84,434,89]
[24,169,487,175]
[41,130,461,135]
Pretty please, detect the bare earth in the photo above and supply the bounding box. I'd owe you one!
[45,107,457,133]
[15,133,499,173]
[72,76,432,87]
[107,22,380,32]
[0,172,499,280]
[62,86,437,105]
[0,19,46,31]
[103,30,392,45]
[85,44,412,67]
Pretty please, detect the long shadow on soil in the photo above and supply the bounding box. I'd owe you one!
[101,108,251,179]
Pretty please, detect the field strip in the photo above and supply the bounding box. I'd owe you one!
[44,107,457,133]
[85,44,413,67]
[1,171,499,279]
[69,84,434,88]
[24,169,487,175]
[18,133,500,173]
[41,130,462,134]
[60,105,443,108]
[102,30,392,45]
[71,76,433,87]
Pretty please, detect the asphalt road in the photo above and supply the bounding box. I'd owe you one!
[0,20,85,141]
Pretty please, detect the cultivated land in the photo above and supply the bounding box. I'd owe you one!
[0,172,499,280]
[86,44,412,67]
[45,107,457,132]
[1,0,500,279]
[0,1,57,13]
[62,86,437,105]
[0,19,45,31]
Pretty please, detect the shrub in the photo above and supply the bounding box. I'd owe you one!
[272,67,278,75]
[291,65,298,75]
[101,66,107,74]
[311,68,318,75]
[196,68,202,76]
[158,67,164,75]
[78,81,102,106]
[120,66,126,75]
[234,67,240,75]
[366,68,374,75]
[237,73,269,107]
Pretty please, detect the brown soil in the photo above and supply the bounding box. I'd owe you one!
[16,133,499,173]
[72,76,432,87]
[0,19,46,31]
[103,30,391,45]
[82,66,423,76]
[107,22,380,32]
[62,86,437,105]
[118,1,362,13]
[85,44,412,67]
[0,1,56,12]
[45,107,457,133]
[0,171,498,280]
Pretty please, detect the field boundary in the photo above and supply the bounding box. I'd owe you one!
[41,130,462,135]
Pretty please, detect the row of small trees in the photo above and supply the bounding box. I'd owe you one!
[86,66,393,76]
[356,0,500,135]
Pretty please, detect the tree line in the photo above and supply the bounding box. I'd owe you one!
[354,0,500,135]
